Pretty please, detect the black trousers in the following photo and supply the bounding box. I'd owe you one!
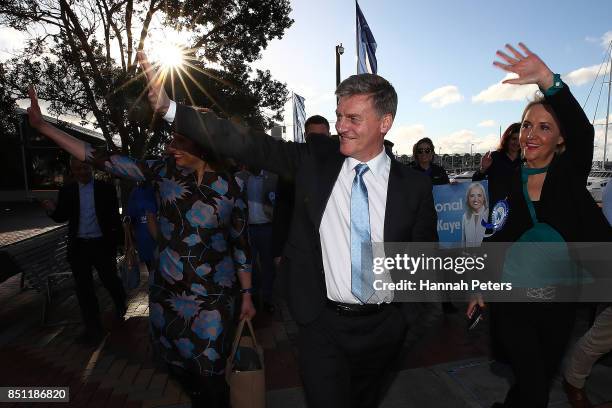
[69,238,126,329]
[493,302,576,408]
[298,304,407,408]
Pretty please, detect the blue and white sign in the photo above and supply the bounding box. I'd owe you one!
[433,181,489,249]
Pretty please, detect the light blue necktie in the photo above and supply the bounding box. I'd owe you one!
[351,163,374,304]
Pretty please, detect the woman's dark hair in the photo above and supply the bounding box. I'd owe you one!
[412,137,435,158]
[498,122,521,153]
[520,95,565,153]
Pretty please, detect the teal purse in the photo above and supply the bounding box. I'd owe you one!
[502,166,578,288]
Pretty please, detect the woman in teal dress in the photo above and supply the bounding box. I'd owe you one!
[25,88,255,408]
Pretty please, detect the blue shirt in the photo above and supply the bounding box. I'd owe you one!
[77,181,103,238]
[247,173,270,224]
[127,185,158,262]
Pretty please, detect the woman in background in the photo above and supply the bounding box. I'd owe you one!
[411,137,450,185]
[412,137,457,312]
[472,122,521,207]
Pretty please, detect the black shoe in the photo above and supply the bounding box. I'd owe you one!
[491,403,505,408]
[442,302,458,314]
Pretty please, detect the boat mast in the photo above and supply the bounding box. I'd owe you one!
[604,42,612,168]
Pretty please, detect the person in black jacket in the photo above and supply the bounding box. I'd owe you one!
[137,51,438,408]
[410,137,458,313]
[472,122,521,208]
[271,115,332,271]
[467,43,612,408]
[410,137,450,185]
[42,157,126,343]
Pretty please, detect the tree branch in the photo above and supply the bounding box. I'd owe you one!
[125,0,133,69]
[59,5,114,145]
[132,0,157,75]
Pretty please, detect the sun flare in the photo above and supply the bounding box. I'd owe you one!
[155,40,185,68]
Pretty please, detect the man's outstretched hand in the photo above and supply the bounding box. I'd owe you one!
[137,51,171,116]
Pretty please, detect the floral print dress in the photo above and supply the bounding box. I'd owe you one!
[87,148,251,376]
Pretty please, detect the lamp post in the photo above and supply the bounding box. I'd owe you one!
[335,43,344,89]
[470,144,474,169]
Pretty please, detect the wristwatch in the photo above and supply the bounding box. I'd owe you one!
[240,287,253,294]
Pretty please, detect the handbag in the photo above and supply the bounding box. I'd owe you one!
[225,319,265,408]
[119,218,140,290]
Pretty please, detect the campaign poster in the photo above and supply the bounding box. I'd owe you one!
[433,181,489,249]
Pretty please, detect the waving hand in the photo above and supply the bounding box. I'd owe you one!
[493,43,554,90]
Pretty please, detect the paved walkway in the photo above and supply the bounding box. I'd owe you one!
[0,202,59,247]
[1,260,612,407]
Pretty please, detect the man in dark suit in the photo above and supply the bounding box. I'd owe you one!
[43,157,126,343]
[139,52,437,408]
[271,115,332,274]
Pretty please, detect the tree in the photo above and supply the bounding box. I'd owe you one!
[0,0,293,159]
[0,63,18,138]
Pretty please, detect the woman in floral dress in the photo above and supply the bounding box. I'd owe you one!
[26,87,255,408]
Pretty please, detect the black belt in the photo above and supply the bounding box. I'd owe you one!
[326,299,388,316]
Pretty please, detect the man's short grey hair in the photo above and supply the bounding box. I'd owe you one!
[335,74,398,118]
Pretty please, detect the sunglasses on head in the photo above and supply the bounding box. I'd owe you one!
[417,148,432,154]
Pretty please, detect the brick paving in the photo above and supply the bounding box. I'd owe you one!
[0,264,488,408]
[0,260,310,407]
[0,208,502,408]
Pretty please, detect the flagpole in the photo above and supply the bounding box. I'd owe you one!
[291,91,295,142]
[355,0,359,74]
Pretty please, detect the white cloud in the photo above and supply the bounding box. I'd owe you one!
[477,119,496,128]
[386,124,426,155]
[387,125,502,156]
[564,63,611,87]
[593,125,612,161]
[601,31,612,48]
[436,129,500,156]
[594,114,612,126]
[420,85,464,108]
[0,27,26,62]
[472,74,538,103]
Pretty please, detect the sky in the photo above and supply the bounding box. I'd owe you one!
[252,0,612,160]
[1,0,612,159]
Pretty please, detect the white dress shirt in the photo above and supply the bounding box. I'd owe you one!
[164,102,392,303]
[320,148,392,304]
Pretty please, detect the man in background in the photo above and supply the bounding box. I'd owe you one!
[271,115,332,266]
[235,165,278,313]
[43,157,126,343]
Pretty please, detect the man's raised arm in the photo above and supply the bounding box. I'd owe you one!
[137,51,307,176]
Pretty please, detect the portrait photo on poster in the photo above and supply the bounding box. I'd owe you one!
[433,181,492,249]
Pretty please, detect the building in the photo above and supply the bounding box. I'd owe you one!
[0,109,107,202]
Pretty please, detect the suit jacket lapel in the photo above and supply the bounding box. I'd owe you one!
[311,152,345,228]
[384,159,404,242]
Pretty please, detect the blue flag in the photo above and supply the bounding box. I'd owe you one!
[292,93,306,143]
[356,1,377,74]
